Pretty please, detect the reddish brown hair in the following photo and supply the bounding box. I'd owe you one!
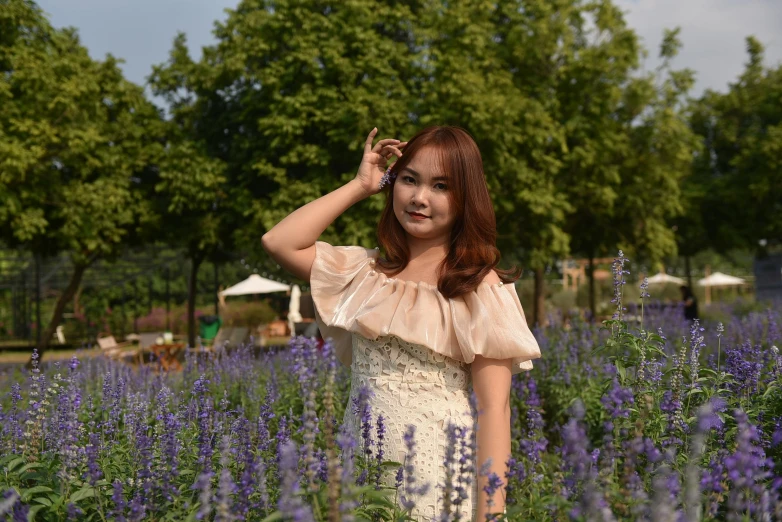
[376,125,522,298]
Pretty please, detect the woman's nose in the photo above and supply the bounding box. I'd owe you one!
[412,187,430,203]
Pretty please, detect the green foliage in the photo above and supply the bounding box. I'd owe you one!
[684,36,782,254]
[0,0,162,259]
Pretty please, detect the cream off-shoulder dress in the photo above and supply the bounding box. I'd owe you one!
[309,242,542,520]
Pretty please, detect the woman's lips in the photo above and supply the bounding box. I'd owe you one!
[408,212,429,220]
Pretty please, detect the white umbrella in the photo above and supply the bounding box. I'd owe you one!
[288,284,303,334]
[219,274,291,296]
[646,272,686,285]
[697,272,746,287]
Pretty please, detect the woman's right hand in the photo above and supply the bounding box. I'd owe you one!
[353,127,406,198]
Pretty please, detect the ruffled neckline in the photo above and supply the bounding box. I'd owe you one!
[309,241,541,374]
[368,251,509,295]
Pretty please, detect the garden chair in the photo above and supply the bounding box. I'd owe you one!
[208,326,233,350]
[52,325,66,345]
[96,334,135,361]
[227,327,249,349]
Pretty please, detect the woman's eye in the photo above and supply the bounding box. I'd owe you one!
[403,176,415,183]
[436,183,447,190]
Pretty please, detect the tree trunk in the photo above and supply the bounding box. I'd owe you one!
[29,260,91,368]
[588,253,596,322]
[684,255,693,289]
[533,267,548,327]
[73,283,83,317]
[188,255,204,348]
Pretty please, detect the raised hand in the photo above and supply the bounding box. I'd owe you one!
[353,127,407,198]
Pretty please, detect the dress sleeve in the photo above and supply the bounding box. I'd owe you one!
[309,241,376,368]
[450,283,541,374]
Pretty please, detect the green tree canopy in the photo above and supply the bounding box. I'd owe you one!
[686,37,782,256]
[0,0,164,358]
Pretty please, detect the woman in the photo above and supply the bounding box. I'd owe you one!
[680,285,699,321]
[262,126,541,519]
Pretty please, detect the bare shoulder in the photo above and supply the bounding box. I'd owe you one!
[481,269,502,285]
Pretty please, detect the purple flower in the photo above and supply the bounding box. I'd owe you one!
[481,470,504,510]
[277,440,314,522]
[215,435,236,521]
[375,414,386,488]
[610,251,630,320]
[66,503,84,520]
[85,432,103,485]
[601,377,635,419]
[399,425,431,511]
[191,470,213,520]
[724,409,775,518]
[559,400,593,495]
[688,320,705,385]
[111,480,127,522]
[640,277,650,299]
[650,466,680,520]
[336,424,359,519]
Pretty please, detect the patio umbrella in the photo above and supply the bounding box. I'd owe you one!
[697,272,746,287]
[219,274,291,296]
[646,272,686,285]
[288,284,303,334]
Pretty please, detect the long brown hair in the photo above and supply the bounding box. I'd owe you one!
[376,125,522,298]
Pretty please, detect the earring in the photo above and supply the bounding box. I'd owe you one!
[378,166,396,189]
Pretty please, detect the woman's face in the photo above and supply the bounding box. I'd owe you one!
[392,147,458,242]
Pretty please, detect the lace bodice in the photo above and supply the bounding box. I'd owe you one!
[344,333,477,520]
[351,332,471,390]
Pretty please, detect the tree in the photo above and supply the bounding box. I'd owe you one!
[552,0,642,319]
[414,0,579,326]
[153,138,229,348]
[0,0,164,362]
[686,37,782,258]
[148,0,424,333]
[609,28,700,292]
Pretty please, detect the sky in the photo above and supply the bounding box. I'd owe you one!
[36,0,782,103]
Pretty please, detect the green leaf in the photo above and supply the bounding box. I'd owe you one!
[22,486,54,502]
[26,505,45,522]
[17,463,45,475]
[70,486,95,503]
[5,457,26,472]
[260,511,284,522]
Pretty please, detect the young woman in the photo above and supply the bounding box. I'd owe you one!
[262,126,541,519]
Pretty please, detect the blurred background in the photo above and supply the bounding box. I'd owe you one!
[1,0,780,362]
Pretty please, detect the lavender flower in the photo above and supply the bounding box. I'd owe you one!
[724,409,775,520]
[601,377,635,419]
[215,435,236,522]
[111,480,127,522]
[192,471,214,520]
[400,425,431,512]
[610,251,630,320]
[375,413,386,489]
[277,440,314,522]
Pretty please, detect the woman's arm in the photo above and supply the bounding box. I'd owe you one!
[472,354,513,519]
[261,129,404,282]
[261,179,368,281]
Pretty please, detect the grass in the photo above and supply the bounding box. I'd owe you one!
[0,347,108,365]
[0,336,295,365]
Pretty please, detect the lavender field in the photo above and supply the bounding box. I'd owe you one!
[1,259,781,521]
